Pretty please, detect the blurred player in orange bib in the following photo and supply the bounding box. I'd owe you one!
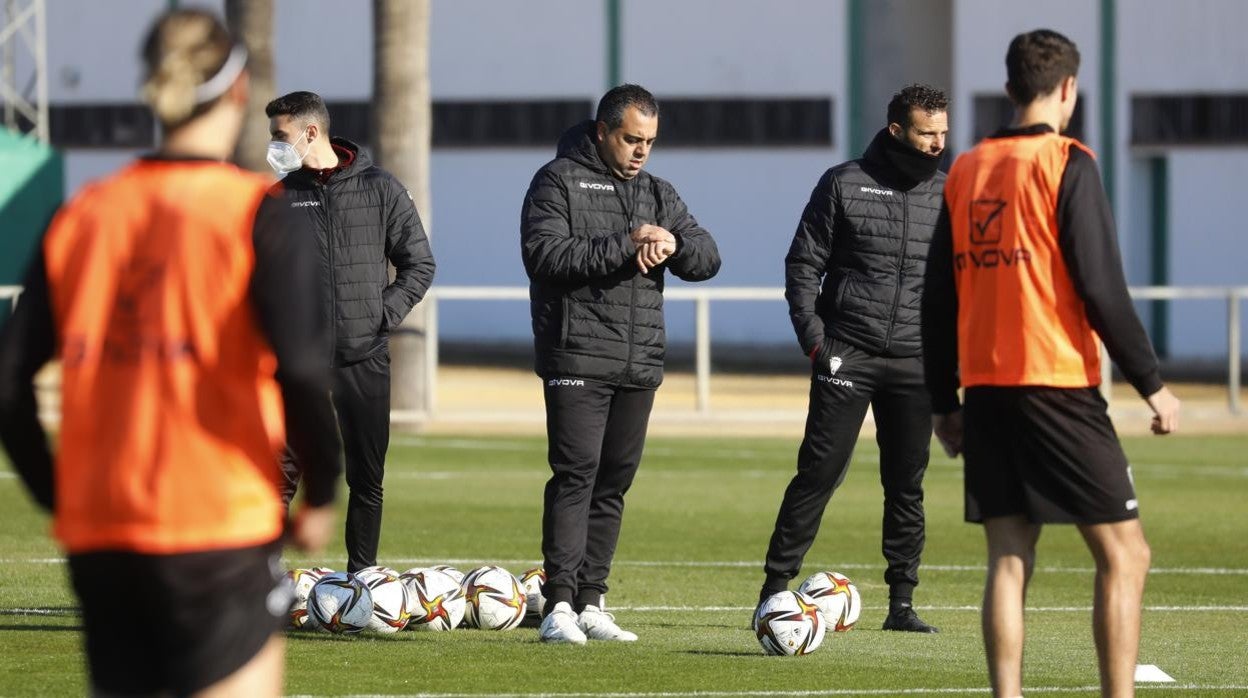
[0,9,342,697]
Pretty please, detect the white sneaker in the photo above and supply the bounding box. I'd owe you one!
[539,602,587,645]
[578,604,638,641]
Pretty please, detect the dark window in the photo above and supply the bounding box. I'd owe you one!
[44,97,835,149]
[1132,94,1248,145]
[435,100,593,147]
[657,98,832,147]
[972,94,1085,142]
[39,104,155,148]
[326,99,593,148]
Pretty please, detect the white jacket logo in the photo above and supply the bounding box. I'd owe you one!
[578,181,616,192]
[291,200,320,208]
[828,356,843,375]
[548,379,585,387]
[860,186,894,196]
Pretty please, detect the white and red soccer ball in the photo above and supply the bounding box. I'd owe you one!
[462,565,527,631]
[401,568,466,631]
[754,590,826,656]
[797,570,861,632]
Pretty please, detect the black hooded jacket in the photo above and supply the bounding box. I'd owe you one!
[262,137,436,366]
[785,129,945,358]
[521,120,721,388]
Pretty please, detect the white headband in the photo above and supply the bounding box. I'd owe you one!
[193,44,248,104]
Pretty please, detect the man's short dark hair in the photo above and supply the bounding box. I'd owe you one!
[1005,29,1081,106]
[886,84,949,128]
[265,90,331,131]
[595,84,659,130]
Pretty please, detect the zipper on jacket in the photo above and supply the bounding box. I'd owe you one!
[319,181,337,366]
[883,190,909,351]
[615,181,639,384]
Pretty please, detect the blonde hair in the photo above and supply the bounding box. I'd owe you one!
[141,9,234,127]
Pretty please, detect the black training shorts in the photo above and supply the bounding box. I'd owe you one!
[962,386,1140,525]
[68,539,288,695]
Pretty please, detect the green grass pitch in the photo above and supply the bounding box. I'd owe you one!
[1,433,1246,696]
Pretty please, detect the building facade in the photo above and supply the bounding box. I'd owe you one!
[12,0,1247,359]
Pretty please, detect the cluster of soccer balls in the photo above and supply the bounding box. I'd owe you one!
[753,570,862,656]
[283,564,547,634]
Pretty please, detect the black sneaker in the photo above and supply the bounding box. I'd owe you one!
[882,606,939,633]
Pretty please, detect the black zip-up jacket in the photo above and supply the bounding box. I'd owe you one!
[786,129,945,358]
[521,120,721,388]
[261,138,436,366]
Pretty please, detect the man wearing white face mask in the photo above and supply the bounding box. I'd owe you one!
[266,129,311,176]
[258,91,435,573]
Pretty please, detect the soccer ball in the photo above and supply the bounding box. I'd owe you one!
[356,567,411,633]
[462,565,527,630]
[423,564,465,585]
[797,570,861,632]
[308,572,374,634]
[518,566,546,621]
[754,590,826,656]
[401,569,466,631]
[282,567,334,630]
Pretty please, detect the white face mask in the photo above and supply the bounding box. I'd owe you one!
[266,130,310,175]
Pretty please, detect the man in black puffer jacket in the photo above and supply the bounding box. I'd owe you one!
[261,91,435,573]
[758,85,947,633]
[522,84,720,644]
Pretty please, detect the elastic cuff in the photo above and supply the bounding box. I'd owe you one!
[889,583,915,607]
[1128,369,1164,400]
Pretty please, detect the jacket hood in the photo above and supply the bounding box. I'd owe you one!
[328,136,372,178]
[282,136,372,186]
[555,120,607,174]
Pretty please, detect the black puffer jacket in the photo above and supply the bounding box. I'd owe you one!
[264,138,435,366]
[521,121,721,388]
[786,130,945,358]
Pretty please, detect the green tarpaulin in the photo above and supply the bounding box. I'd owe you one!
[0,126,63,286]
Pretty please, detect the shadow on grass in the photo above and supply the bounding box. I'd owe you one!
[287,632,543,644]
[0,623,82,632]
[681,649,764,657]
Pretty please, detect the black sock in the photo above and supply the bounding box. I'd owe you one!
[543,584,574,616]
[759,583,788,605]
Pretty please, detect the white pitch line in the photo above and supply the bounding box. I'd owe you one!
[2,556,1246,577]
[614,604,1248,613]
[6,604,1245,617]
[288,685,1248,698]
[2,608,80,616]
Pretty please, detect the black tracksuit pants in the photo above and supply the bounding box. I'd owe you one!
[281,350,391,573]
[540,379,655,612]
[763,338,931,601]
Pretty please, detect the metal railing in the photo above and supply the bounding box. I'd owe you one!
[1099,285,1246,414]
[427,285,1248,416]
[4,283,1245,415]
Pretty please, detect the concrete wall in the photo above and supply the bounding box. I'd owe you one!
[1118,0,1248,358]
[33,0,1248,356]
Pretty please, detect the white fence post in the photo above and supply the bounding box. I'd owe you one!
[424,293,439,418]
[1229,290,1241,415]
[695,292,711,414]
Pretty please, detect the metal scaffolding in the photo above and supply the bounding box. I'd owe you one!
[1,0,48,142]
